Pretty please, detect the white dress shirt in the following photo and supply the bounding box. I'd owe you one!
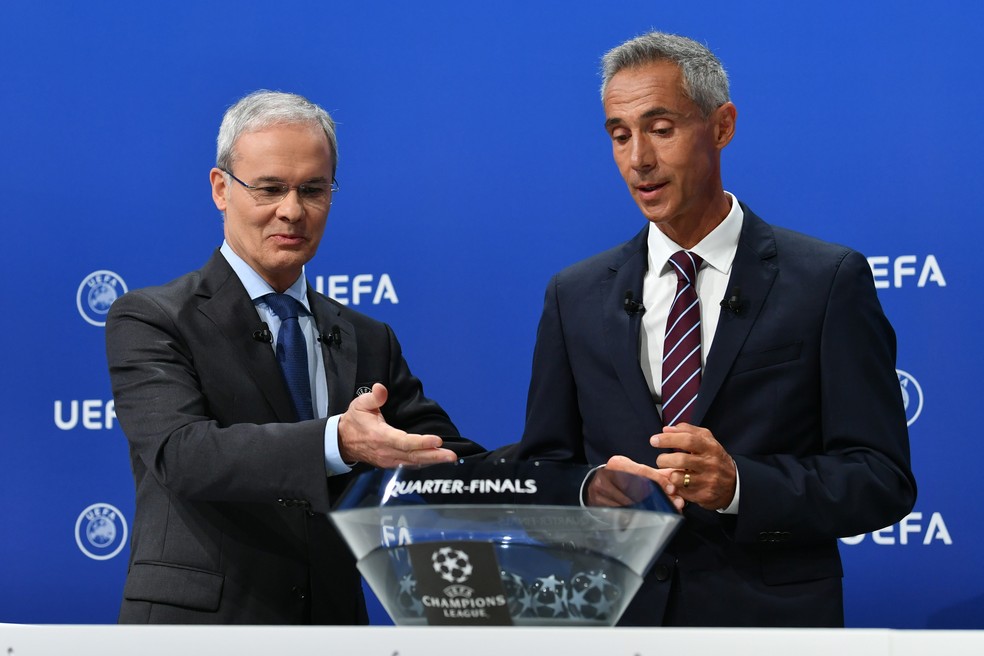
[639,192,743,513]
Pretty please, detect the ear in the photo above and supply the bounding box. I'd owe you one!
[713,102,737,149]
[210,168,229,212]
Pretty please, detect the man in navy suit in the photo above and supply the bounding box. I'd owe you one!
[106,91,481,623]
[516,32,915,626]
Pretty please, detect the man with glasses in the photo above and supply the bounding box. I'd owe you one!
[105,90,481,624]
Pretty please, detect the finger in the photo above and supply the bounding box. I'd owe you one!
[352,383,389,412]
[605,455,651,475]
[371,382,389,406]
[404,447,458,466]
[664,422,696,431]
[588,475,636,507]
[591,489,632,507]
[654,451,692,471]
[606,456,680,498]
[399,433,444,452]
[675,469,692,491]
[606,455,667,486]
[651,425,708,452]
[590,481,637,507]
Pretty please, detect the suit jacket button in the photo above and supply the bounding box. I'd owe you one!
[291,586,307,601]
[652,564,671,581]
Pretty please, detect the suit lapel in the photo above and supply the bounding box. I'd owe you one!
[601,227,665,432]
[692,208,778,423]
[308,291,357,415]
[194,251,297,422]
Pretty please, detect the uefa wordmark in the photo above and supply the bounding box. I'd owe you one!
[867,255,945,289]
[312,273,397,306]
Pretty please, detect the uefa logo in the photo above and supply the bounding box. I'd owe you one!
[897,369,923,427]
[75,503,128,561]
[77,270,127,327]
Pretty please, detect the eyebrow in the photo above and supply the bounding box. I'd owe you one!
[253,175,330,184]
[604,107,682,130]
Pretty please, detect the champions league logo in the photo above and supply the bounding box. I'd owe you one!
[897,369,923,427]
[397,562,624,623]
[77,270,127,327]
[432,546,473,584]
[75,503,128,561]
[406,541,511,623]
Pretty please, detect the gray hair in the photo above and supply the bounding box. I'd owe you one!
[215,90,338,175]
[600,32,730,117]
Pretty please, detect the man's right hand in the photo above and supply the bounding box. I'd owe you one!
[587,455,685,511]
[336,383,458,469]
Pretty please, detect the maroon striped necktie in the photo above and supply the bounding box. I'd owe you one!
[661,251,704,426]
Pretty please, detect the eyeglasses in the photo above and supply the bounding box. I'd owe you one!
[221,169,338,206]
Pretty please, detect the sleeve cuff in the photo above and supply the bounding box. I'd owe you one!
[324,414,353,476]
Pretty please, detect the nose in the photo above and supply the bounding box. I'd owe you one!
[275,188,304,223]
[630,135,656,172]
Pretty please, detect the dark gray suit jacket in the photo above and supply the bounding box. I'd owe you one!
[106,250,480,624]
[517,205,916,626]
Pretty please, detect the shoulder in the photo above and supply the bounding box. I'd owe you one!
[552,226,648,286]
[108,268,205,319]
[742,205,866,276]
[774,225,854,261]
[106,252,233,322]
[773,228,872,290]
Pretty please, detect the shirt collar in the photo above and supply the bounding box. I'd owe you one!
[219,240,311,312]
[647,191,744,276]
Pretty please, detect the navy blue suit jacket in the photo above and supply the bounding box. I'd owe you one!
[517,205,916,626]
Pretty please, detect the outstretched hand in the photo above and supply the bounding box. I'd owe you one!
[337,383,458,468]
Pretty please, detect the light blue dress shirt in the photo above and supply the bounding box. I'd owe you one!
[220,241,351,475]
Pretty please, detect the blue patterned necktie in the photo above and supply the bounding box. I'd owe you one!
[661,251,704,426]
[263,293,314,421]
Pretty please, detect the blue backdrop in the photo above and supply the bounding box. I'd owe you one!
[1,0,979,629]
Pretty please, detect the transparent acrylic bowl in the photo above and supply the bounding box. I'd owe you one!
[329,459,682,626]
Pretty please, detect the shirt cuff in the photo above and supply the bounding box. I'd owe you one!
[324,414,353,476]
[579,464,607,506]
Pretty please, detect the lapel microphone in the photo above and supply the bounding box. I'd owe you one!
[318,325,342,348]
[624,290,646,315]
[252,323,273,343]
[720,287,743,314]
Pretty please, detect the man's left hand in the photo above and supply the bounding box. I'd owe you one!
[652,424,737,511]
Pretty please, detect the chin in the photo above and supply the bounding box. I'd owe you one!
[639,208,668,224]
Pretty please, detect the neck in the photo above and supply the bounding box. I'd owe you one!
[657,191,731,249]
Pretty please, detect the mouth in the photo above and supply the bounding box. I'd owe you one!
[271,233,307,246]
[635,181,668,200]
